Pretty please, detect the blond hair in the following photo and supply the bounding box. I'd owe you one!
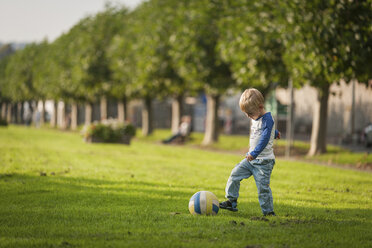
[239,88,264,115]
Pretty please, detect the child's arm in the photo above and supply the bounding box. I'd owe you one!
[275,130,281,139]
[246,117,274,161]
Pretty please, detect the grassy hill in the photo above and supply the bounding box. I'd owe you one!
[0,126,371,247]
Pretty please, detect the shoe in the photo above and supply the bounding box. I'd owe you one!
[264,212,276,216]
[219,200,238,212]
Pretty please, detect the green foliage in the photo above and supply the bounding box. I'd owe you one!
[168,0,235,95]
[51,20,88,102]
[1,41,56,103]
[0,57,9,102]
[0,45,14,102]
[82,121,136,143]
[31,40,55,101]
[50,4,128,103]
[281,0,372,86]
[0,118,8,126]
[218,0,290,93]
[111,0,188,100]
[1,0,371,104]
[3,43,41,102]
[81,5,128,98]
[107,9,141,99]
[107,21,134,100]
[0,126,372,247]
[0,0,371,154]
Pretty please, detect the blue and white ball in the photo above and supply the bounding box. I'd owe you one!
[188,191,219,215]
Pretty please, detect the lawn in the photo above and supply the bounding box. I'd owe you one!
[0,126,371,248]
[138,129,372,168]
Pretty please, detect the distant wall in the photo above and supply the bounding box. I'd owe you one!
[276,80,372,143]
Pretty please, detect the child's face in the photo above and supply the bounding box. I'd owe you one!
[244,106,264,120]
[245,111,260,120]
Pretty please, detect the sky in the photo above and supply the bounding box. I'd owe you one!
[0,0,143,43]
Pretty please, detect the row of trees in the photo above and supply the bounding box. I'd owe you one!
[0,0,371,155]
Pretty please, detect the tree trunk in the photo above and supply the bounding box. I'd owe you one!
[350,79,356,141]
[285,78,294,158]
[142,96,153,136]
[64,103,69,130]
[32,101,39,127]
[118,97,128,124]
[71,102,78,130]
[85,102,92,125]
[28,101,34,126]
[51,100,58,127]
[1,102,6,120]
[20,102,25,124]
[308,84,330,156]
[40,100,45,127]
[14,103,19,123]
[16,102,22,124]
[13,103,18,123]
[58,102,66,130]
[6,103,12,123]
[58,101,66,130]
[100,96,107,121]
[171,95,183,134]
[202,94,220,145]
[14,103,18,123]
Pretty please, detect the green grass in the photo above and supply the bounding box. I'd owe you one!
[0,126,372,248]
[137,129,372,167]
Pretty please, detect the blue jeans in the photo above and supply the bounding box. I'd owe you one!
[225,158,275,215]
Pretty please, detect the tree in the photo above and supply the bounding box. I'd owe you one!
[3,44,44,124]
[50,5,127,128]
[150,0,195,134]
[32,40,54,126]
[0,44,15,120]
[122,0,187,136]
[217,0,294,154]
[52,22,90,129]
[108,10,136,124]
[169,0,235,145]
[80,4,128,122]
[218,0,290,96]
[281,0,372,155]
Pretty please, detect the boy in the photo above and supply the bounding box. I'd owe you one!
[219,88,280,216]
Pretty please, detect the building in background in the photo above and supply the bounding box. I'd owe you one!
[275,80,372,145]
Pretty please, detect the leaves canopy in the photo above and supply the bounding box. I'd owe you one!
[281,0,372,87]
[218,0,290,94]
[168,0,235,96]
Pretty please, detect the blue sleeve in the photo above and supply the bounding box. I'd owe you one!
[275,129,279,139]
[249,116,274,159]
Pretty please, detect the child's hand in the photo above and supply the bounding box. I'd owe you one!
[276,131,281,139]
[246,154,254,161]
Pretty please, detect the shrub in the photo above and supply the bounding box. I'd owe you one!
[82,119,136,144]
[0,119,8,126]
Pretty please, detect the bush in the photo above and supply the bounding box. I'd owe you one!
[0,119,8,126]
[82,119,136,144]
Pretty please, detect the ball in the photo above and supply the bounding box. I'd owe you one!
[188,191,219,215]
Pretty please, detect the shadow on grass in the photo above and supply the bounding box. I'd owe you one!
[2,173,371,219]
[1,173,371,247]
